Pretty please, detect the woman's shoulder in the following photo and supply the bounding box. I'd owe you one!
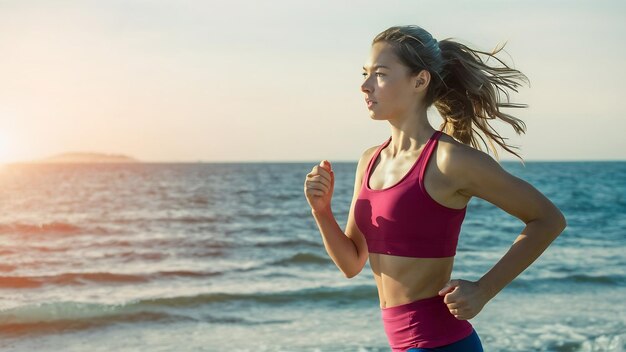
[436,131,509,193]
[362,144,380,159]
[356,144,380,171]
[436,131,492,163]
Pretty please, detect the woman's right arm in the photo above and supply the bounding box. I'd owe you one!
[304,149,373,278]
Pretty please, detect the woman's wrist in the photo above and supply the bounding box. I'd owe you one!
[311,207,333,218]
[476,278,497,302]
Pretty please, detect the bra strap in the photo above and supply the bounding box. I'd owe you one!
[418,131,443,181]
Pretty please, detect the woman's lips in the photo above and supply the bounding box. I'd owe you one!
[366,100,376,109]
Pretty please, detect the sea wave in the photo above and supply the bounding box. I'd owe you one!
[0,284,376,336]
[0,221,88,236]
[0,270,222,289]
[269,252,331,266]
[134,284,377,307]
[0,304,189,338]
[254,238,321,249]
[509,273,624,289]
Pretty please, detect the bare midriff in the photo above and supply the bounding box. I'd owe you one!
[370,253,454,309]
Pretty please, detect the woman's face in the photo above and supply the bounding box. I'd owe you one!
[361,41,421,120]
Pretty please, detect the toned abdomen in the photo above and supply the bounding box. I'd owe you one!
[370,253,455,309]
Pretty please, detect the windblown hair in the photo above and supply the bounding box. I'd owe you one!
[372,25,530,162]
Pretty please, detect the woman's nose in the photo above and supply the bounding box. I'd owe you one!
[360,79,372,93]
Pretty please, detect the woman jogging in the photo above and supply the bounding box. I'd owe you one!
[303,25,567,351]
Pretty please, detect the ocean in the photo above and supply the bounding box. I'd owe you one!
[0,161,624,352]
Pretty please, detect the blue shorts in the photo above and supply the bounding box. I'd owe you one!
[405,328,483,351]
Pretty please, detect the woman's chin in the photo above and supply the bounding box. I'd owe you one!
[368,112,387,120]
[367,110,381,118]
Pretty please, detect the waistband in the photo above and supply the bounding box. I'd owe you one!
[379,294,474,349]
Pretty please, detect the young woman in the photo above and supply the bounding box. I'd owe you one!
[304,25,566,351]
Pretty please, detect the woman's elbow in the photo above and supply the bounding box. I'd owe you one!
[343,257,367,279]
[554,209,567,231]
[560,214,567,231]
[544,210,567,238]
[344,268,361,279]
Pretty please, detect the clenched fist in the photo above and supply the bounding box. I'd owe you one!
[304,160,334,214]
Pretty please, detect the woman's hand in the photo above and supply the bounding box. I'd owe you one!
[438,279,490,320]
[304,160,334,214]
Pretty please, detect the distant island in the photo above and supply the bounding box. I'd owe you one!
[28,152,141,164]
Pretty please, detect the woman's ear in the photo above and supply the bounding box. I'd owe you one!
[414,70,431,90]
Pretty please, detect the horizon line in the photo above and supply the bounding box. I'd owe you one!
[2,159,625,166]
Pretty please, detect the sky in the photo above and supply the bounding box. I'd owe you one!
[1,0,625,163]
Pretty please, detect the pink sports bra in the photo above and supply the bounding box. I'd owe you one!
[354,130,467,258]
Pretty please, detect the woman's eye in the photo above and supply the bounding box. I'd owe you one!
[362,72,385,78]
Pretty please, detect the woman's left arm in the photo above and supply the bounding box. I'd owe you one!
[438,146,567,320]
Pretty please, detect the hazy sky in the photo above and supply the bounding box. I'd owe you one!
[1,0,625,163]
